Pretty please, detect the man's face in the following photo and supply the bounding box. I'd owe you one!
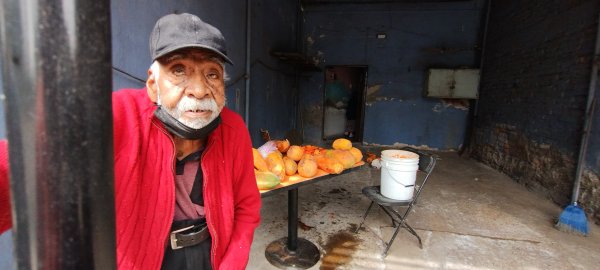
[148,49,226,129]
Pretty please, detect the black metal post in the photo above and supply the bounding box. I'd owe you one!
[287,189,298,251]
[265,187,319,269]
[0,0,115,269]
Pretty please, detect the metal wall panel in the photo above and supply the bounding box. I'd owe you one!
[425,68,480,99]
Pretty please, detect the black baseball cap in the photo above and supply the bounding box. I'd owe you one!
[149,13,233,65]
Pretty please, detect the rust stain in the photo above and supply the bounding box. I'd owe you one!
[319,231,361,270]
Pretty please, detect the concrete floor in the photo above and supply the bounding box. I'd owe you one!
[248,151,600,270]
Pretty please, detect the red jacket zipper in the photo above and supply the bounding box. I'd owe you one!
[201,136,218,270]
[151,119,177,250]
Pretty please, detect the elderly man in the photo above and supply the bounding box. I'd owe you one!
[0,13,261,270]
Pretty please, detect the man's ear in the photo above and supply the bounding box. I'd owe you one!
[146,69,158,103]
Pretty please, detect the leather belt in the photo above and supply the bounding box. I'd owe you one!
[170,224,209,250]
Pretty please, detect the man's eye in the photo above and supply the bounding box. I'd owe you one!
[207,72,220,80]
[172,65,186,76]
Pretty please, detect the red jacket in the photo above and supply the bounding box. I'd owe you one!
[0,89,261,270]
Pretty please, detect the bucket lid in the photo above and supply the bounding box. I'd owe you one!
[381,149,419,161]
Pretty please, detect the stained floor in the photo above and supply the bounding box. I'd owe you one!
[248,151,600,270]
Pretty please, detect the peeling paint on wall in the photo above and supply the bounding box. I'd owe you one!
[365,84,381,105]
[443,99,470,110]
[374,97,403,103]
[432,99,470,112]
[432,103,444,113]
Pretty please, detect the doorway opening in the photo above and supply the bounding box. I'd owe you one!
[322,66,367,143]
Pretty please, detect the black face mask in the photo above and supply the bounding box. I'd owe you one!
[154,106,221,140]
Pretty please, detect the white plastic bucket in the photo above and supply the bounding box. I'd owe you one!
[380,150,419,200]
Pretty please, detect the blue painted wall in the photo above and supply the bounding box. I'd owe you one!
[299,1,484,149]
[247,0,300,146]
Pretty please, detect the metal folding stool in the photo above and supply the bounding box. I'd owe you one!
[355,147,437,257]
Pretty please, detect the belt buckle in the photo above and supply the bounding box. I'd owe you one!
[170,225,195,250]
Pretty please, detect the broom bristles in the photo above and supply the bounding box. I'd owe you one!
[555,203,589,236]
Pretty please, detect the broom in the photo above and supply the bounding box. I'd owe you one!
[556,17,599,235]
[556,202,588,236]
[555,99,595,236]
[555,76,597,236]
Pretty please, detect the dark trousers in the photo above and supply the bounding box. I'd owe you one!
[161,219,212,270]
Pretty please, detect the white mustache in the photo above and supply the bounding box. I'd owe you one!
[177,96,218,112]
[162,96,220,129]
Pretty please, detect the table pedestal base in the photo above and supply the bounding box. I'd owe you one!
[265,237,320,269]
